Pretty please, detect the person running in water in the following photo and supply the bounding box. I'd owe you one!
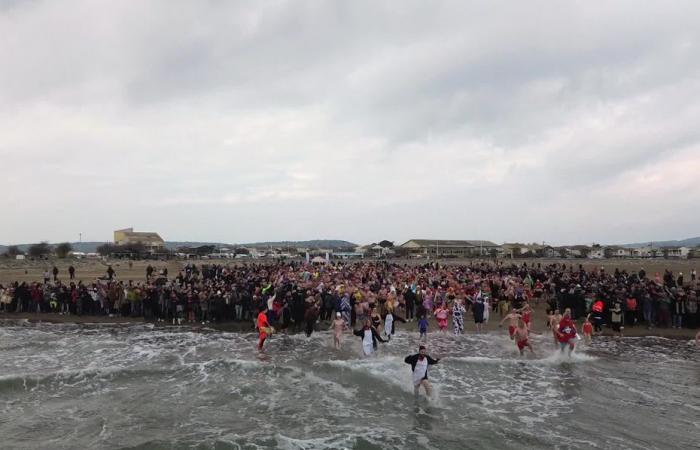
[472,294,486,333]
[550,309,562,345]
[435,304,449,333]
[556,309,577,357]
[452,298,466,335]
[582,315,593,345]
[257,305,273,351]
[330,312,347,350]
[418,315,429,343]
[513,319,534,356]
[520,304,532,331]
[353,320,386,356]
[384,309,395,341]
[499,308,521,340]
[404,345,440,398]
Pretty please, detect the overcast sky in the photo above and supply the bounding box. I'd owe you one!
[1,1,699,246]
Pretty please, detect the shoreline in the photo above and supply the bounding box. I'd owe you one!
[2,312,696,340]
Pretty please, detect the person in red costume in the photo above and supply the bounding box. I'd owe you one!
[257,304,273,351]
[556,308,577,357]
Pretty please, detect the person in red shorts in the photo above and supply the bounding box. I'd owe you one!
[556,309,577,357]
[499,308,522,340]
[513,319,534,356]
[257,304,272,351]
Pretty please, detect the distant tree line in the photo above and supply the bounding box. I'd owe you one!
[2,241,74,259]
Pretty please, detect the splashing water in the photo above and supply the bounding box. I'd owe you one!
[0,321,698,449]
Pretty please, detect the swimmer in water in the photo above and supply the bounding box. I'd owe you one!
[513,319,534,356]
[329,312,347,350]
[404,345,440,398]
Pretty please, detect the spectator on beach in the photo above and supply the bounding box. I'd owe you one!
[0,260,697,341]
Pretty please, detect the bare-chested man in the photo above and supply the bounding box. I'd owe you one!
[513,319,534,356]
[353,292,368,330]
[549,309,562,345]
[329,312,347,349]
[499,308,522,340]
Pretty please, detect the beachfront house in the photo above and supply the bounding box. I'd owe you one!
[543,246,561,258]
[631,246,652,258]
[588,247,605,259]
[114,228,165,249]
[663,247,690,259]
[501,243,543,258]
[400,239,500,258]
[605,247,631,258]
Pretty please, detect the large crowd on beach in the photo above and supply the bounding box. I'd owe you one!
[1,261,699,336]
[2,260,700,396]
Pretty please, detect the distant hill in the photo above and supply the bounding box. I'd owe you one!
[163,241,234,250]
[622,236,700,248]
[242,240,357,249]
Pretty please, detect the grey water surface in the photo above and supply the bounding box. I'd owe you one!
[1,320,698,449]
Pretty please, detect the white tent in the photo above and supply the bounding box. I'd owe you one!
[311,256,328,264]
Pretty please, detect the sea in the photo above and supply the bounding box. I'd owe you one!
[0,320,698,449]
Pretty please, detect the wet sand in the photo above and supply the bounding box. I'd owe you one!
[3,303,697,340]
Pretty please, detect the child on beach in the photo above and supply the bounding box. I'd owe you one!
[418,315,429,342]
[582,315,593,345]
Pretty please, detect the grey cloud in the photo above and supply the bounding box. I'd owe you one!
[1,0,699,245]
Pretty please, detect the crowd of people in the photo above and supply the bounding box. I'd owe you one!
[2,260,700,396]
[1,261,699,335]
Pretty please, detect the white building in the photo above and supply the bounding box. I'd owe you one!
[588,248,605,259]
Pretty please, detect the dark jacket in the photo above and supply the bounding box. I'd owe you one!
[353,326,386,349]
[404,354,439,380]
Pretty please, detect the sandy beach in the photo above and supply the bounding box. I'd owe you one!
[1,257,698,284]
[2,258,697,339]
